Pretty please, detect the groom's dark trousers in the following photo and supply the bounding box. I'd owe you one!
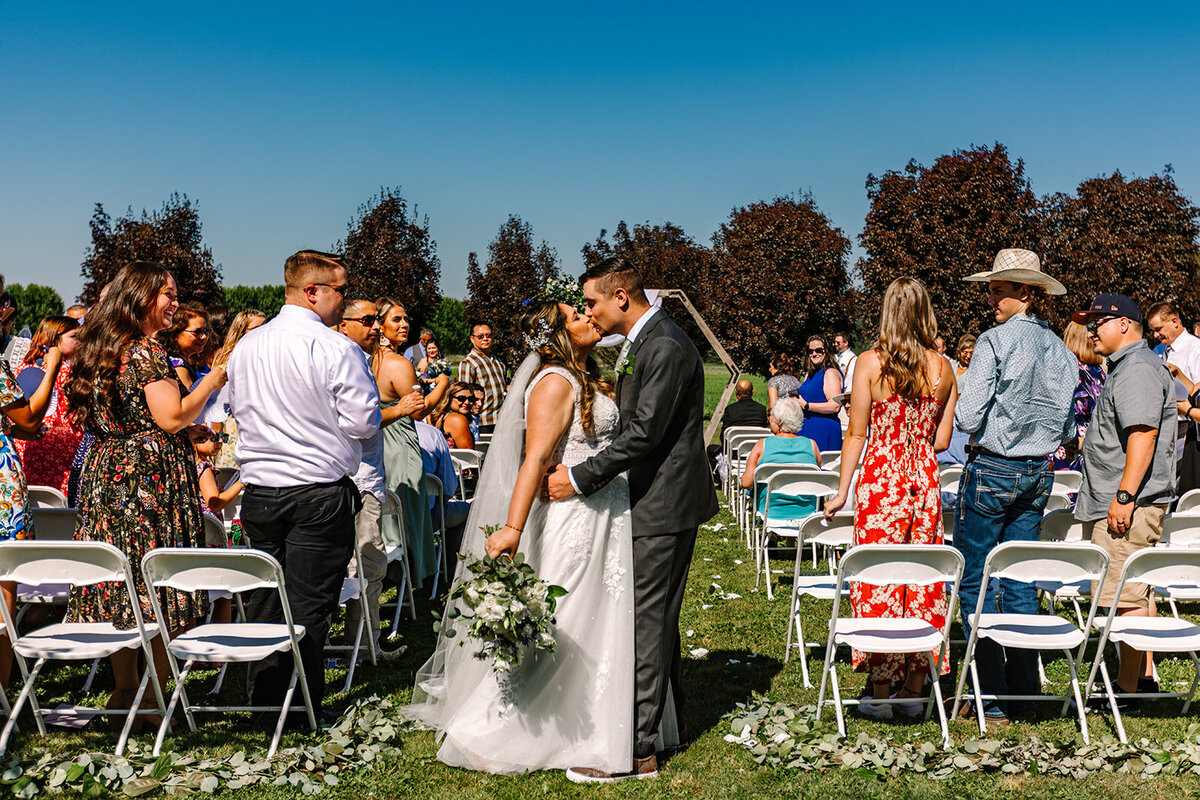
[571,309,718,760]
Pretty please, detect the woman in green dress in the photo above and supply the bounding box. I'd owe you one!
[65,262,228,722]
[374,299,449,588]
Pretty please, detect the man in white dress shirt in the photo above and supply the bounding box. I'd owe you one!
[1148,301,1200,493]
[833,332,856,393]
[228,250,382,715]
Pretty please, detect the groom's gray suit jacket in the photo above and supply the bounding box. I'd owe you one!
[571,311,719,536]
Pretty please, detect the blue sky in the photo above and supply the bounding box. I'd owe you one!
[2,2,1198,303]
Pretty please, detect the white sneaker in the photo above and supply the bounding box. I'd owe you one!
[890,692,924,718]
[858,698,893,720]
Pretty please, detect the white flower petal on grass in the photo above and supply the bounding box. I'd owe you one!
[689,648,709,658]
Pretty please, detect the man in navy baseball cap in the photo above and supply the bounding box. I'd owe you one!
[1072,293,1143,325]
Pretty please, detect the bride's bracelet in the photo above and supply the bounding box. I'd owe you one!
[500,524,523,534]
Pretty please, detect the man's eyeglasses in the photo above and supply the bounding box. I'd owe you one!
[1085,316,1118,334]
[310,283,348,297]
[472,333,492,340]
[343,315,378,326]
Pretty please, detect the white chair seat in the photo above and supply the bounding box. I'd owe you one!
[339,578,361,605]
[1034,579,1089,598]
[385,545,405,563]
[1101,616,1200,652]
[832,617,942,654]
[1153,585,1200,600]
[765,522,803,538]
[794,575,848,601]
[15,622,160,660]
[167,623,307,663]
[16,583,70,603]
[975,612,1085,650]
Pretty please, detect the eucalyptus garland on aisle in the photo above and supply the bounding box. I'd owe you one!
[724,694,1200,780]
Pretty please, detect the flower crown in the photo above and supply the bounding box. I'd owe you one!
[523,275,586,313]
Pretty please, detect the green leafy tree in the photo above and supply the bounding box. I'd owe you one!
[223,285,287,318]
[1040,167,1200,329]
[338,187,441,333]
[857,143,1042,341]
[427,297,469,355]
[705,192,852,375]
[466,216,562,366]
[5,284,64,332]
[581,220,713,354]
[79,193,223,305]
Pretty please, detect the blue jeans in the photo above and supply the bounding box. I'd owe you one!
[955,454,1051,714]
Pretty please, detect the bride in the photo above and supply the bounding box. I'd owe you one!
[402,297,635,774]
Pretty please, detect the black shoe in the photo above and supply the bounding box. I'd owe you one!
[1007,701,1037,722]
[1138,677,1160,694]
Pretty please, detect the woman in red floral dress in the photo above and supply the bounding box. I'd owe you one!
[15,316,83,496]
[824,277,958,720]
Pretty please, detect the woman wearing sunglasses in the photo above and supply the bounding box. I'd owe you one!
[430,380,476,450]
[797,334,844,452]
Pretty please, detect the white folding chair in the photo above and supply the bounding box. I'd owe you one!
[1176,489,1200,515]
[0,541,165,757]
[141,548,317,757]
[941,509,955,546]
[1151,515,1200,618]
[425,473,449,598]
[449,449,484,501]
[1035,510,1091,626]
[729,432,770,538]
[754,468,838,599]
[1083,547,1200,743]
[951,541,1109,742]
[784,512,853,687]
[1044,494,1071,513]
[1050,470,1083,498]
[381,489,417,636]
[939,465,964,497]
[324,522,376,692]
[815,544,964,749]
[723,426,768,500]
[26,485,67,509]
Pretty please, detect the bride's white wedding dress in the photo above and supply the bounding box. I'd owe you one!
[403,361,634,774]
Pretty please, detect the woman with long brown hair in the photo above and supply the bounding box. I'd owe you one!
[429,380,477,451]
[797,334,844,451]
[823,276,958,720]
[14,315,82,495]
[157,303,209,391]
[64,261,227,727]
[766,352,800,411]
[1050,321,1105,472]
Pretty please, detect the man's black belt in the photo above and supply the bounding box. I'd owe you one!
[966,446,1046,462]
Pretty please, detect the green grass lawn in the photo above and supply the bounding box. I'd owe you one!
[8,371,1200,798]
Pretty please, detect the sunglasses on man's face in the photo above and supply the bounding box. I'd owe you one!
[1085,316,1118,335]
[343,315,379,326]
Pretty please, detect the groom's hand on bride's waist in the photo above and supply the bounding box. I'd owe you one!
[544,464,577,502]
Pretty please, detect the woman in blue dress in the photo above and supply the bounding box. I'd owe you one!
[797,334,844,452]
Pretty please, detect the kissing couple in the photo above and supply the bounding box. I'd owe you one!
[402,257,718,781]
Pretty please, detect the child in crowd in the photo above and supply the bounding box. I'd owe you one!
[193,425,244,626]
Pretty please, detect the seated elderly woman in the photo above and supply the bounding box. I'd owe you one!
[740,397,823,526]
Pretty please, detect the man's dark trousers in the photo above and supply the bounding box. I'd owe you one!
[241,477,359,711]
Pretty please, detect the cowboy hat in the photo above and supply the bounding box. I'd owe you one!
[962,248,1067,296]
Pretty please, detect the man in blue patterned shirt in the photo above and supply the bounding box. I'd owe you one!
[953,249,1076,723]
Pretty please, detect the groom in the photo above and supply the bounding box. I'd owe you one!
[547,256,719,782]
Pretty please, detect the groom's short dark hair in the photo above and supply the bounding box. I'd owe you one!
[582,256,647,301]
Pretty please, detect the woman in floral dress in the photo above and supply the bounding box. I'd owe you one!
[824,277,959,720]
[15,316,82,496]
[64,262,227,721]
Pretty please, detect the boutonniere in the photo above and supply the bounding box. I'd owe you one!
[619,354,636,376]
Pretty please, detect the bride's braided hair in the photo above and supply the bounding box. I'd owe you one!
[519,301,612,435]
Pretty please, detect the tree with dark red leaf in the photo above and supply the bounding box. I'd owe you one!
[466,215,562,366]
[339,187,441,332]
[857,143,1042,341]
[80,194,223,306]
[705,192,852,375]
[1040,167,1200,329]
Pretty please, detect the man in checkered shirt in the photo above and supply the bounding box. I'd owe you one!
[457,321,507,435]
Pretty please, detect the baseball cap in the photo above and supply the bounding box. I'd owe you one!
[1071,293,1143,325]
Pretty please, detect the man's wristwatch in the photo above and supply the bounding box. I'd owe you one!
[1116,490,1134,505]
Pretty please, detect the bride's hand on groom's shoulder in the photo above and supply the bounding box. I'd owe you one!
[544,464,576,502]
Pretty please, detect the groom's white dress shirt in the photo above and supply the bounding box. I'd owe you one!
[566,306,659,495]
[229,305,381,488]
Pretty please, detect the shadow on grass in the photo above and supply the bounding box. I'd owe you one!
[680,648,781,741]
